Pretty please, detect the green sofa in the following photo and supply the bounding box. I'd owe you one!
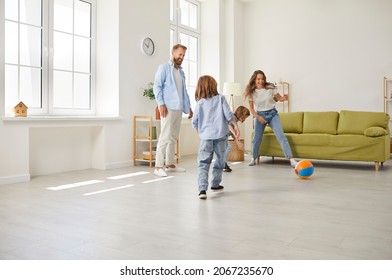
[258,110,390,170]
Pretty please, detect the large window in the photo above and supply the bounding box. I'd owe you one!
[4,0,95,116]
[170,0,200,111]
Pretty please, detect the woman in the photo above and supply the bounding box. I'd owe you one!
[243,70,297,167]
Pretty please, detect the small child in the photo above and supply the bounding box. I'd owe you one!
[223,106,251,172]
[192,75,240,199]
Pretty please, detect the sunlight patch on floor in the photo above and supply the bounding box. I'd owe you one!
[46,180,104,190]
[83,184,134,196]
[142,176,174,184]
[106,171,150,180]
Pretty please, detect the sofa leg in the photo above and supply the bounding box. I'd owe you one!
[272,156,274,163]
[375,162,379,171]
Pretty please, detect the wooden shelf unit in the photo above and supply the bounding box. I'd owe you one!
[133,116,158,167]
[133,115,179,167]
[276,81,290,112]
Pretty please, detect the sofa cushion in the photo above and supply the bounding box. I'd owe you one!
[303,111,339,134]
[364,127,388,137]
[278,112,303,133]
[337,110,390,135]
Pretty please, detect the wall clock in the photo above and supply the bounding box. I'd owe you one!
[142,37,155,56]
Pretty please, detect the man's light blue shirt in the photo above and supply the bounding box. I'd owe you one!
[153,60,191,114]
[192,95,235,140]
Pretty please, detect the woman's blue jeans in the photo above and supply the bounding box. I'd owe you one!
[198,137,227,192]
[251,108,293,160]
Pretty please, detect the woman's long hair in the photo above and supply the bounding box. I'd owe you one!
[195,75,219,101]
[243,70,274,100]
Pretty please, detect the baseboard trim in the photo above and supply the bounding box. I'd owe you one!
[0,174,31,186]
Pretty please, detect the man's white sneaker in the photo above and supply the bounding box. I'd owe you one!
[165,166,186,172]
[154,168,167,177]
[249,159,256,166]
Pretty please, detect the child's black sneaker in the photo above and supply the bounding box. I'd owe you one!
[223,163,232,172]
[211,185,224,192]
[199,191,207,199]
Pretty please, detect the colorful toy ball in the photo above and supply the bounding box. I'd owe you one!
[295,159,314,179]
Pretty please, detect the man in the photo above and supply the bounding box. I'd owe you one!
[153,44,193,177]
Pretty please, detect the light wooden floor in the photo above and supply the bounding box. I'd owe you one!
[1,155,392,260]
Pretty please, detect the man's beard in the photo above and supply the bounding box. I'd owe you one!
[173,57,183,66]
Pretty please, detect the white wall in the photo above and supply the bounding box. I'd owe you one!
[95,0,119,116]
[240,0,392,150]
[0,1,31,184]
[200,0,223,82]
[242,0,392,111]
[29,127,95,175]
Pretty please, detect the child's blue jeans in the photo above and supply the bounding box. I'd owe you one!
[198,136,227,192]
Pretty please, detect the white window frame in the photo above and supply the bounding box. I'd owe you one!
[170,0,200,112]
[4,0,96,116]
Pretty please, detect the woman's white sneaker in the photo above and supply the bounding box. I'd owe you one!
[154,168,167,177]
[290,158,298,168]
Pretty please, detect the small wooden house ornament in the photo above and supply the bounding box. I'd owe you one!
[13,101,28,117]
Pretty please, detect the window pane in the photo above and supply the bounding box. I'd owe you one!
[180,0,189,27]
[170,29,174,52]
[187,86,195,107]
[189,61,197,86]
[74,73,90,109]
[53,70,73,108]
[54,0,73,33]
[5,21,18,64]
[181,59,188,79]
[75,1,91,37]
[20,25,42,67]
[171,0,199,116]
[20,66,42,108]
[170,0,174,22]
[5,65,19,107]
[54,31,73,71]
[188,36,198,61]
[189,2,197,29]
[5,0,18,21]
[179,33,189,48]
[20,0,42,26]
[74,36,90,73]
[180,33,198,62]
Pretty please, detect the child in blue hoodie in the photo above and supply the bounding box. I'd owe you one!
[192,75,240,199]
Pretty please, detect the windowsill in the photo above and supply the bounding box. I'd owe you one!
[2,115,122,122]
[136,117,192,125]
